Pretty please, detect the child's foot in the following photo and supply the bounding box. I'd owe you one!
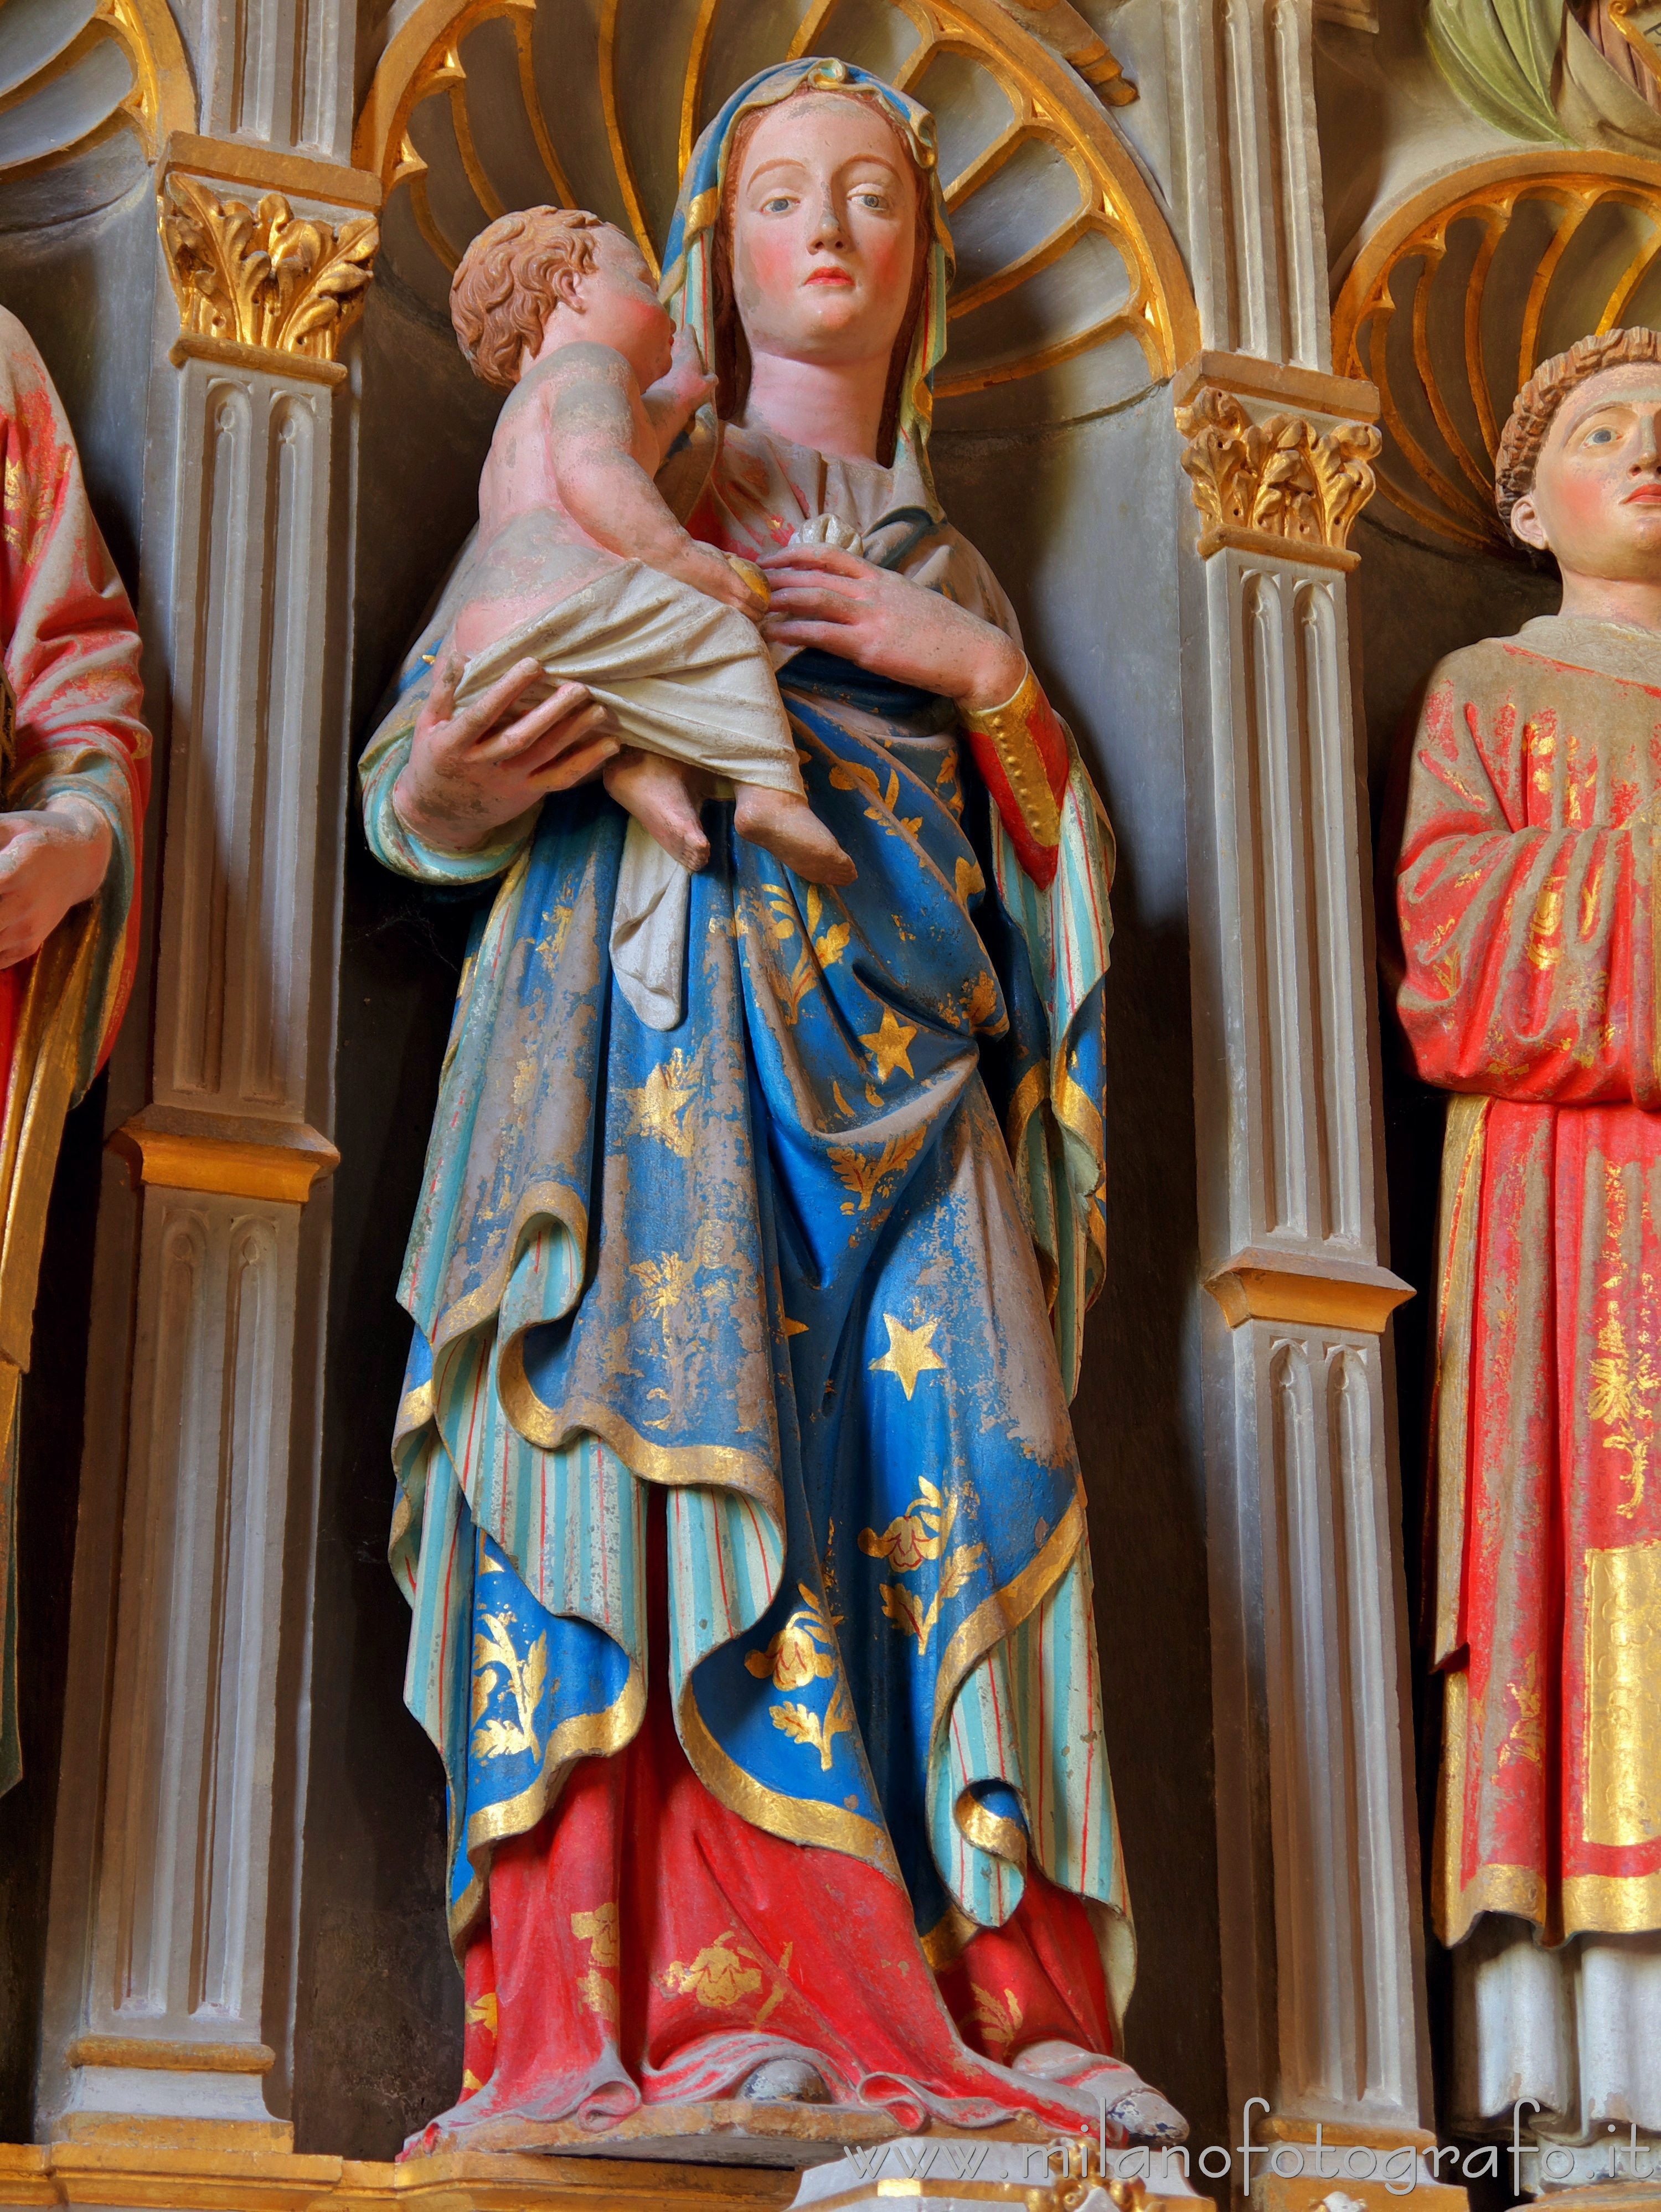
[604,750,710,871]
[734,787,856,886]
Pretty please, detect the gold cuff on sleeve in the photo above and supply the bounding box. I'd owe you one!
[962,660,1061,849]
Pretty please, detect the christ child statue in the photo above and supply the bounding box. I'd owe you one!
[447,206,853,895]
[1386,326,1661,2169]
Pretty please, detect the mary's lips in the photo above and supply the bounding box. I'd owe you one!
[1624,484,1661,503]
[806,269,854,285]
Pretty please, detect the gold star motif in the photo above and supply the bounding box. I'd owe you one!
[869,1313,946,1400]
[860,1007,917,1083]
[621,1050,699,1158]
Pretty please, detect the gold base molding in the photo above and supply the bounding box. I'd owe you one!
[53,2116,295,2153]
[65,2039,276,2077]
[1204,1249,1414,1334]
[167,334,348,387]
[1254,2183,1466,2212]
[1249,2113,1464,2212]
[109,1112,340,1205]
[1194,524,1359,573]
[0,2138,1213,2210]
[0,2140,807,2210]
[1262,2117,1434,2147]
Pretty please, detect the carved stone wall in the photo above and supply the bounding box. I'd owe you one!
[33,77,380,2154]
[1167,7,1454,2188]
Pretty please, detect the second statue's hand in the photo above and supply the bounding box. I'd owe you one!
[756,542,1026,711]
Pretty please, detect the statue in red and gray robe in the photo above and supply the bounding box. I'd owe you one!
[0,308,150,1796]
[1385,327,1661,2177]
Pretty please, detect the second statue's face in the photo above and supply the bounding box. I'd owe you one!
[728,92,919,373]
[1512,361,1661,582]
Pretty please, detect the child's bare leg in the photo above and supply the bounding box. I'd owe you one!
[603,749,710,871]
[733,785,856,886]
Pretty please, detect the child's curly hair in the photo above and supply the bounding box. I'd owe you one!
[451,207,607,389]
[1495,327,1661,538]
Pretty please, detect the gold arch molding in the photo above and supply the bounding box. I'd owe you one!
[1332,152,1661,554]
[0,0,194,184]
[352,0,1197,428]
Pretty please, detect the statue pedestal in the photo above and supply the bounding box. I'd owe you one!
[418,2100,913,2164]
[0,2141,1213,2212]
[787,2138,1207,2209]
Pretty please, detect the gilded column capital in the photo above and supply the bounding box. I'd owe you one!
[1173,355,1382,573]
[157,133,384,387]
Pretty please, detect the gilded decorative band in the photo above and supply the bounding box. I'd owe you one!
[962,664,1062,852]
[109,1119,340,1205]
[67,2035,275,2075]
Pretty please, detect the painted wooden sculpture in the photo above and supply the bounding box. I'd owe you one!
[361,60,1183,2153]
[0,311,149,1800]
[1388,327,1661,2162]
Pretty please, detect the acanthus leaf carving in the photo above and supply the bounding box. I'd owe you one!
[159,173,380,367]
[1174,386,1381,570]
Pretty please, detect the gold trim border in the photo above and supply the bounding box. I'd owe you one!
[678,1682,904,1884]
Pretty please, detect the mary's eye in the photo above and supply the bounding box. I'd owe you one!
[761,195,793,214]
[1586,427,1616,445]
[855,192,889,211]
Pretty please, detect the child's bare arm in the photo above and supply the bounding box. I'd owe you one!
[547,348,756,613]
[639,325,716,465]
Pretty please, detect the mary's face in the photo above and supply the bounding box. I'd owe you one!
[728,92,920,372]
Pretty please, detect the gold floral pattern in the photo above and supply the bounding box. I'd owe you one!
[745,1585,839,1690]
[830,757,923,838]
[746,1586,854,1772]
[829,1129,928,1214]
[571,1903,620,2022]
[770,1677,855,1771]
[756,882,850,1023]
[621,1048,699,1158]
[1497,1652,1544,1769]
[879,1543,988,1658]
[968,1981,1024,2059]
[1590,1167,1661,1520]
[661,1930,764,2009]
[860,1475,957,1570]
[471,1611,548,1761]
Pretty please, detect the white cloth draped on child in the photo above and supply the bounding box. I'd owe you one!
[453,557,798,1029]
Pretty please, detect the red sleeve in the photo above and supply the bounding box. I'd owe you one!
[1390,664,1660,1107]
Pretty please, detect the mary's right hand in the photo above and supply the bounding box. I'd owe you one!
[391,649,620,853]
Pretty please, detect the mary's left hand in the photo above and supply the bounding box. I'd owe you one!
[757,544,1026,712]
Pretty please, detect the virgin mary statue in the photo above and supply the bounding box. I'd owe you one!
[359,58,1182,2151]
